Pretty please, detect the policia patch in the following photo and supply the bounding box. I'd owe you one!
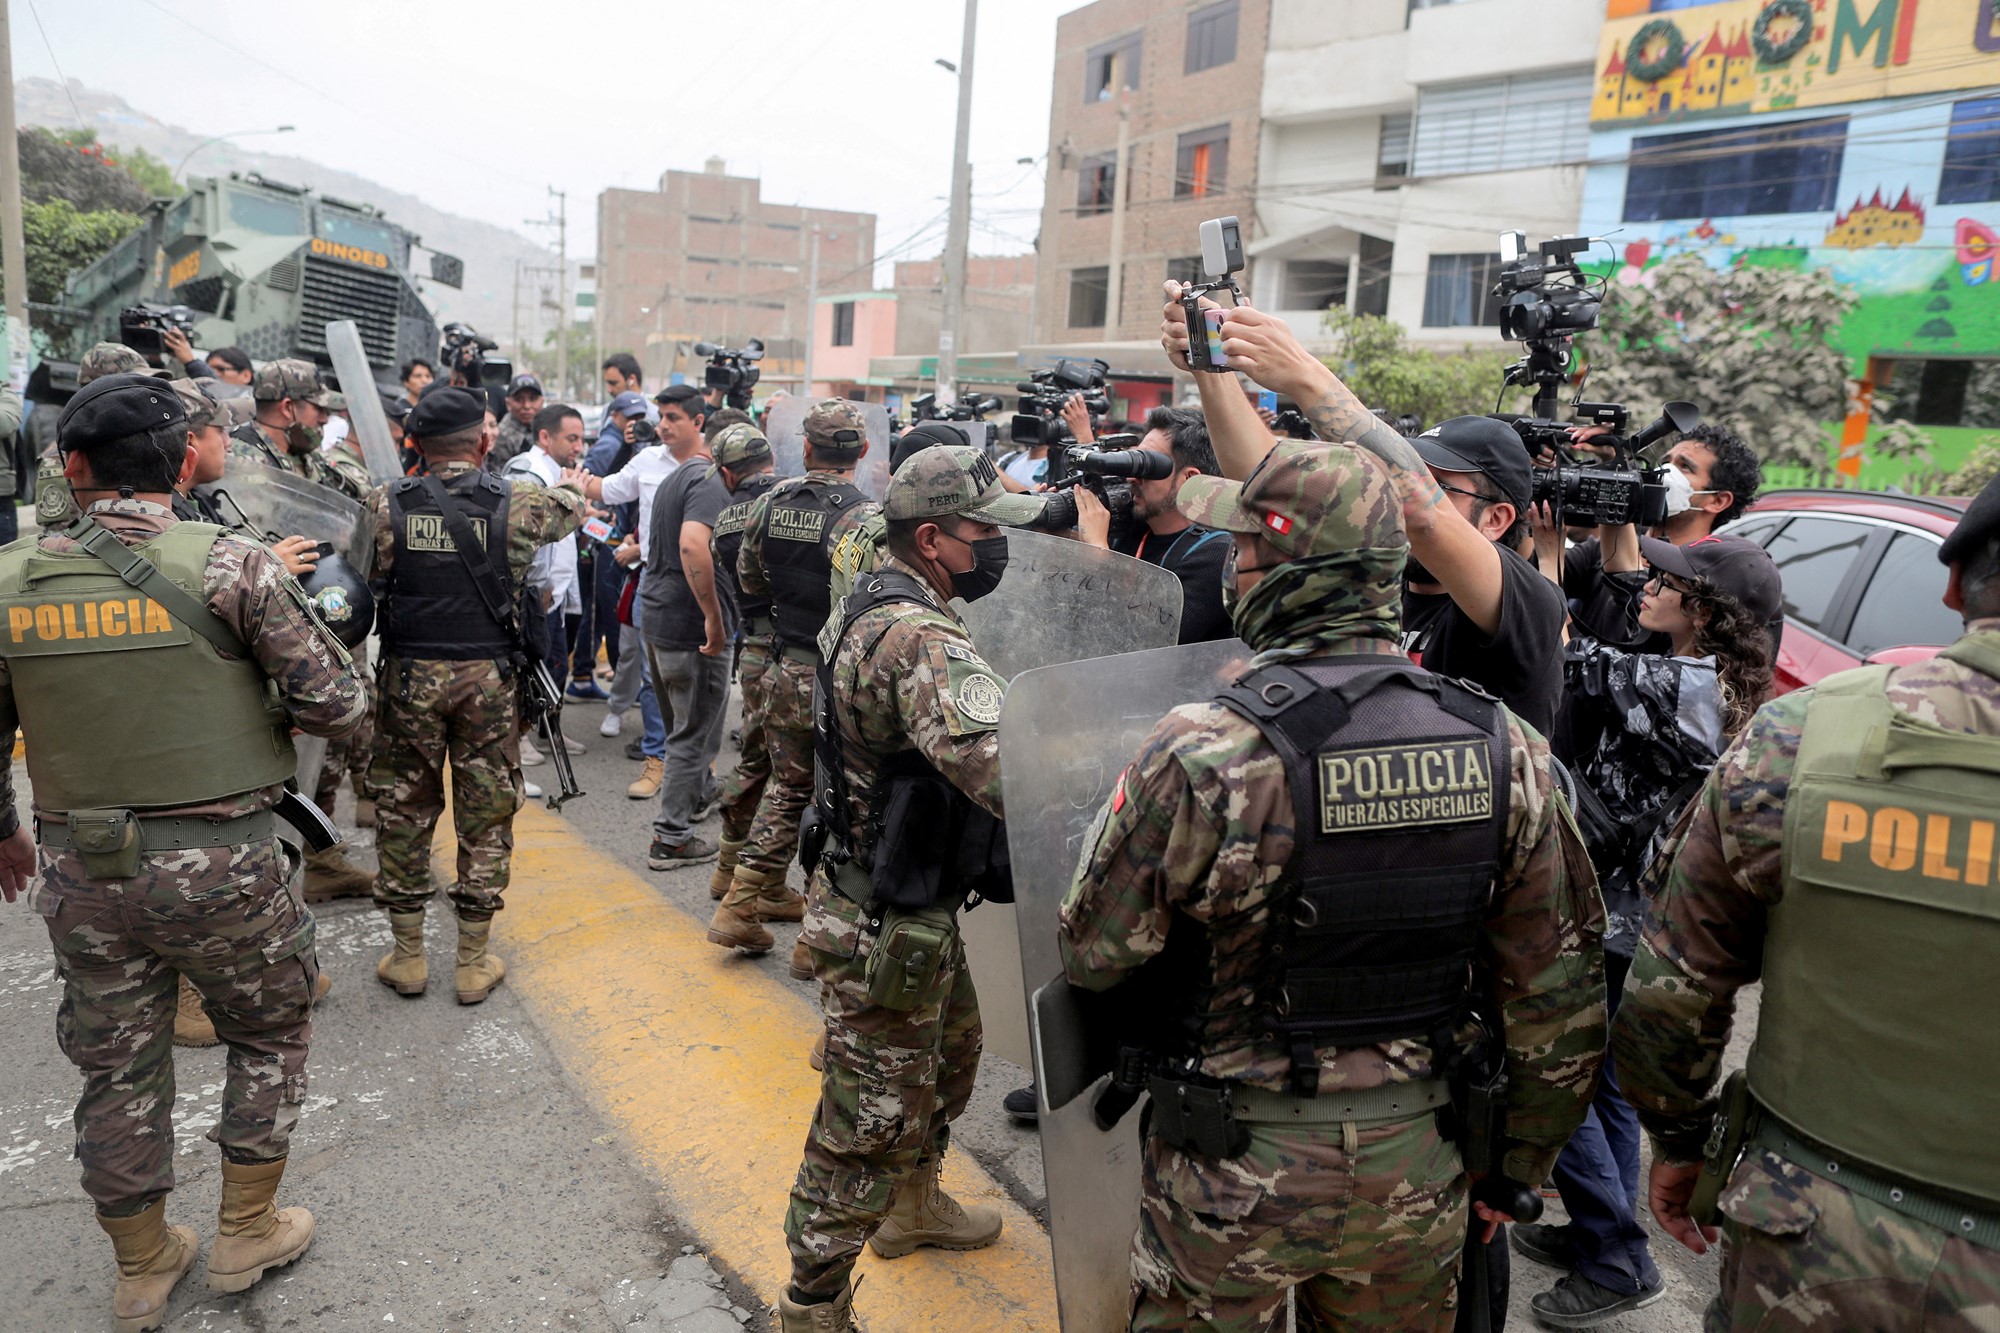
[1317,739,1494,833]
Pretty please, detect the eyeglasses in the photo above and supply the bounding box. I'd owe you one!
[1433,479,1487,503]
[1645,570,1696,596]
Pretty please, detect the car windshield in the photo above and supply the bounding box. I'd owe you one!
[224,188,306,237]
[318,211,397,258]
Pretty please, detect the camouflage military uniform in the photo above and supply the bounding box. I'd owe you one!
[315,436,383,815]
[9,497,367,1213]
[1612,617,2000,1332]
[1059,443,1606,1332]
[712,459,781,865]
[230,359,360,499]
[489,413,534,474]
[365,461,583,920]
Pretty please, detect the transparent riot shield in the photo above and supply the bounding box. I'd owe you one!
[197,467,372,574]
[292,735,328,810]
[762,397,893,499]
[1000,638,1252,1333]
[324,320,403,483]
[956,530,1185,1072]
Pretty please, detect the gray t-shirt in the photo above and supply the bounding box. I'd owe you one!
[641,457,732,649]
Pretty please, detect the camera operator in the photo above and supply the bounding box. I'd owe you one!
[1073,406,1233,644]
[157,327,253,389]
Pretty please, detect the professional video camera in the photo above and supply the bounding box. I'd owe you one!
[439,321,513,392]
[911,390,1004,452]
[1012,357,1110,446]
[1488,232,1701,529]
[1031,434,1173,549]
[118,303,196,367]
[693,337,764,411]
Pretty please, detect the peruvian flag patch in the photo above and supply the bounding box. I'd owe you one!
[1264,511,1293,536]
[1111,767,1130,814]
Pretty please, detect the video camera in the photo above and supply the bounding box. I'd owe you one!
[118,303,196,367]
[911,390,1003,452]
[693,337,764,411]
[1032,435,1174,549]
[1012,357,1110,446]
[1179,216,1246,375]
[439,322,513,393]
[1488,232,1702,529]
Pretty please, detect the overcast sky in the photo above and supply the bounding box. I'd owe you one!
[15,0,1073,276]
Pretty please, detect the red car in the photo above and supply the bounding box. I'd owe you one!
[1720,489,1973,695]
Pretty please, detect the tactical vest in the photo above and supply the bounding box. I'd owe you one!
[713,473,777,631]
[381,471,515,659]
[1757,638,2000,1206]
[762,476,866,655]
[0,522,295,812]
[1210,656,1511,1093]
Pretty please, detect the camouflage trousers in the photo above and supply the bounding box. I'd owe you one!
[316,650,381,812]
[370,655,523,920]
[31,836,317,1214]
[1707,1148,2000,1333]
[738,652,814,880]
[717,639,776,845]
[784,872,981,1296]
[1131,1109,1466,1332]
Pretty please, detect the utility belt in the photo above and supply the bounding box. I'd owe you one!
[826,857,962,1013]
[1143,1068,1449,1159]
[779,641,821,667]
[39,808,278,879]
[745,614,776,639]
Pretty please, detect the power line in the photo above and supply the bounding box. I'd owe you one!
[23,0,85,128]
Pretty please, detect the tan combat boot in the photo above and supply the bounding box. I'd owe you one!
[375,910,427,996]
[789,936,816,982]
[172,975,218,1048]
[778,1281,855,1333]
[732,865,805,923]
[704,894,774,954]
[302,847,374,903]
[455,918,507,1004]
[97,1199,198,1332]
[808,1031,826,1072]
[626,756,665,800]
[868,1157,1003,1258]
[206,1158,313,1292]
[709,836,745,900]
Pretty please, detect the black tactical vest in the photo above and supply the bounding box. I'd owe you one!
[1211,656,1511,1093]
[763,476,866,654]
[713,472,777,629]
[381,471,515,659]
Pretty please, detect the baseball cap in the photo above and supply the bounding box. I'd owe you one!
[507,373,544,398]
[804,399,868,455]
[610,390,649,418]
[1940,471,2000,567]
[77,342,163,385]
[381,391,412,424]
[252,358,336,408]
[1639,534,1782,625]
[57,372,188,451]
[711,422,772,468]
[883,444,1049,526]
[1177,441,1406,562]
[404,386,488,439]
[1411,416,1533,513]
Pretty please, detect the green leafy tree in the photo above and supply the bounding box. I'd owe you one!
[518,321,602,402]
[6,199,142,338]
[1318,307,1516,431]
[1942,439,2000,497]
[20,127,150,213]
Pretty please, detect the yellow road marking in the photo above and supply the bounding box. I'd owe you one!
[471,803,1061,1331]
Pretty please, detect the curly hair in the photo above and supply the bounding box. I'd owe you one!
[1685,423,1762,529]
[1682,579,1775,736]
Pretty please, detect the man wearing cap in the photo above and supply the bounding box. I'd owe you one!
[706,422,781,903]
[232,359,360,500]
[1058,440,1605,1331]
[1612,472,2000,1329]
[707,400,874,953]
[777,445,1050,1332]
[0,373,368,1329]
[489,374,544,475]
[366,386,586,1006]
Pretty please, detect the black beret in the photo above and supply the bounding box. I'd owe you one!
[55,372,187,452]
[1941,472,2000,566]
[404,385,488,439]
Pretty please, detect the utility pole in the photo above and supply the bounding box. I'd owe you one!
[802,223,821,397]
[526,189,569,396]
[0,2,27,388]
[1103,81,1132,344]
[937,0,977,407]
[511,259,523,366]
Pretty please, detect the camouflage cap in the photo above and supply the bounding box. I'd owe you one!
[168,379,222,432]
[711,422,772,468]
[883,444,1049,526]
[1176,441,1406,561]
[77,342,161,385]
[803,399,868,454]
[252,358,336,407]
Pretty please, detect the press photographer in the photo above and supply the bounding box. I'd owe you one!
[1000,358,1108,488]
[692,338,764,412]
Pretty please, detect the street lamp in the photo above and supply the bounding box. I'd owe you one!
[174,125,296,182]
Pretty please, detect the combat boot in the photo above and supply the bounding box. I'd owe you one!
[455,918,506,1004]
[808,1031,826,1072]
[97,1200,198,1332]
[732,865,805,923]
[375,910,427,996]
[778,1281,855,1333]
[790,936,817,982]
[302,847,374,903]
[205,1158,314,1293]
[172,975,218,1048]
[709,836,745,899]
[868,1158,1002,1258]
[705,896,774,954]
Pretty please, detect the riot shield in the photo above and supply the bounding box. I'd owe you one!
[956,529,1185,1072]
[1001,638,1252,1333]
[324,320,403,484]
[762,397,892,500]
[292,735,328,809]
[197,467,372,574]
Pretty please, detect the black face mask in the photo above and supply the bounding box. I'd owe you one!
[950,534,1010,602]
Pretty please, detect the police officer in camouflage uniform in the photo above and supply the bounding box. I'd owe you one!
[778,446,1049,1332]
[232,360,362,499]
[709,401,876,955]
[1059,441,1607,1332]
[488,373,544,474]
[366,386,584,1005]
[707,422,781,901]
[1613,472,2000,1329]
[0,373,367,1331]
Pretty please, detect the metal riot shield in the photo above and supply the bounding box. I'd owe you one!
[955,529,1185,1072]
[196,467,373,575]
[762,396,893,500]
[1001,638,1253,1333]
[324,320,404,484]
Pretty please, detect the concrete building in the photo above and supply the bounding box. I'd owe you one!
[1254,0,1602,347]
[802,254,1039,407]
[891,255,1037,359]
[593,157,875,392]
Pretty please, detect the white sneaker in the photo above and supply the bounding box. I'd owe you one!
[524,779,544,799]
[599,711,623,738]
[562,732,586,755]
[520,736,546,767]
